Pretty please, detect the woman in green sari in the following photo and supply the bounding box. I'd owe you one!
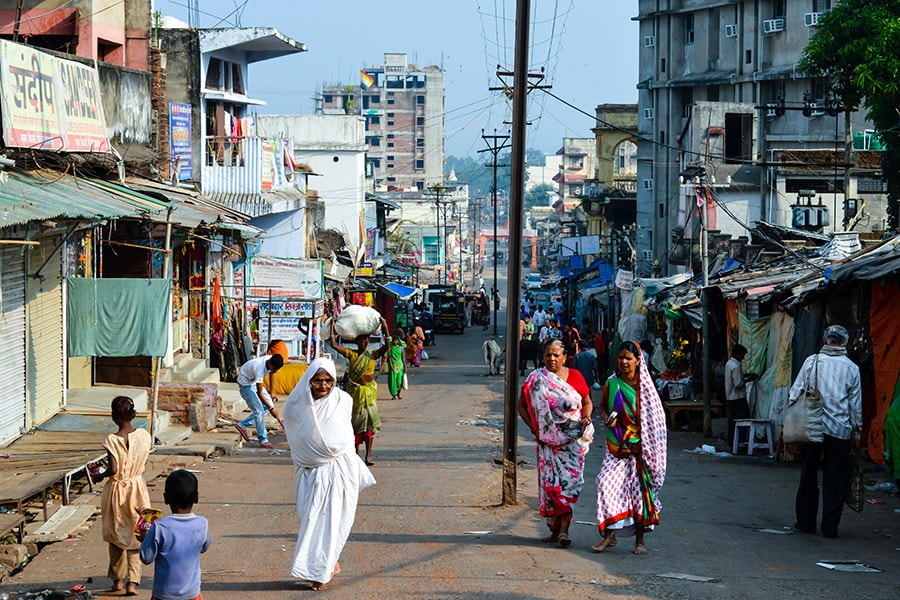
[331,316,390,466]
[385,328,407,400]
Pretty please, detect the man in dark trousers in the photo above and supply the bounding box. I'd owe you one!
[791,325,862,538]
[724,344,757,448]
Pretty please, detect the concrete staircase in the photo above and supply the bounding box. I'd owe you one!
[163,354,222,384]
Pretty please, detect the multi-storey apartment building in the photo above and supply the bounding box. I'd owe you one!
[636,0,887,275]
[321,52,445,193]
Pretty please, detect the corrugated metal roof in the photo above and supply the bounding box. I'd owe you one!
[124,178,258,233]
[0,172,169,228]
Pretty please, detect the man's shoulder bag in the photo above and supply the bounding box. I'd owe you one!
[782,355,824,444]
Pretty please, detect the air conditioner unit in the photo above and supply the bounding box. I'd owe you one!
[725,24,738,38]
[809,103,825,117]
[643,179,654,191]
[643,108,655,120]
[763,18,785,34]
[804,12,822,27]
[644,35,655,48]
[766,107,778,118]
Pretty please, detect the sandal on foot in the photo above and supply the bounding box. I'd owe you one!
[543,534,559,543]
[234,424,250,442]
[558,533,572,548]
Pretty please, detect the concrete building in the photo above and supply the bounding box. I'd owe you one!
[636,0,887,275]
[0,0,152,70]
[257,114,368,256]
[321,52,445,193]
[157,23,308,215]
[554,138,598,207]
[526,154,562,194]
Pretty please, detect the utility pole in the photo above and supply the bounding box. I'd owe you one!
[499,0,537,506]
[479,130,511,335]
[427,184,451,285]
[698,178,712,438]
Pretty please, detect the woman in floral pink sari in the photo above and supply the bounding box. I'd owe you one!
[518,340,594,548]
[592,340,667,555]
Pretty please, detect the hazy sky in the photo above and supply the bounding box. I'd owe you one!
[160,1,638,157]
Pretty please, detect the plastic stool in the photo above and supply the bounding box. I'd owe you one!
[733,419,774,455]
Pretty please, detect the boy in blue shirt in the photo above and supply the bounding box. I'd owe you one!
[140,470,211,600]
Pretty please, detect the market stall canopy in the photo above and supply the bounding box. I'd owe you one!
[0,172,168,229]
[375,282,417,301]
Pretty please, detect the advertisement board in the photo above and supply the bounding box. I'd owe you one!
[560,235,601,257]
[169,103,192,181]
[236,256,324,299]
[0,40,109,152]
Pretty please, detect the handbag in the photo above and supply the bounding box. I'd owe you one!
[402,373,409,390]
[845,455,864,513]
[782,355,824,444]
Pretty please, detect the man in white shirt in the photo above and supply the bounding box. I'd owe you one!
[791,325,862,539]
[235,354,284,449]
[532,305,547,328]
[724,345,757,448]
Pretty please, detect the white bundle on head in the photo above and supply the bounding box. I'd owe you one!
[334,305,382,339]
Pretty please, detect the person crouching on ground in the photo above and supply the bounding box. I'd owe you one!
[96,396,152,596]
[235,353,284,449]
[140,470,210,600]
[331,317,390,465]
[283,357,376,591]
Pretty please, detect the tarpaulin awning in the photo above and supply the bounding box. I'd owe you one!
[0,172,169,228]
[68,278,170,357]
[376,282,417,301]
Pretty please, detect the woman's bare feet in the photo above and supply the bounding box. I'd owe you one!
[633,543,649,555]
[591,532,617,553]
[310,581,327,591]
[331,562,341,577]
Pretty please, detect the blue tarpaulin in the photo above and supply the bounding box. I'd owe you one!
[380,282,418,301]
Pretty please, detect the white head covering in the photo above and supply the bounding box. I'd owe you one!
[282,357,354,468]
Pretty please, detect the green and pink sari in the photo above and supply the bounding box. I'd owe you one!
[596,362,667,535]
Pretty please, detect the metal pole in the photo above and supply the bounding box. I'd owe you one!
[700,184,712,437]
[150,207,174,444]
[493,162,499,336]
[501,0,530,506]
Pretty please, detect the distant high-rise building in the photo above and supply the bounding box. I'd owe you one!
[321,52,445,193]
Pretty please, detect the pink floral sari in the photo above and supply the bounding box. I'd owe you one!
[523,368,592,518]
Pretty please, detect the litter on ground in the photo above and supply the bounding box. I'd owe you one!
[816,560,882,573]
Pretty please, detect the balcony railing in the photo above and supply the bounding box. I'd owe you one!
[202,136,294,196]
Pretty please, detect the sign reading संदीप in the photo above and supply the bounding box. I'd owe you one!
[0,40,110,152]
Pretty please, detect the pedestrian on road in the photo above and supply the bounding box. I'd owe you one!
[283,357,376,591]
[593,341,667,555]
[385,328,407,400]
[792,324,862,538]
[572,340,597,389]
[96,396,152,596]
[139,470,210,600]
[234,353,284,449]
[517,339,594,549]
[724,344,758,447]
[331,317,391,465]
[405,328,422,367]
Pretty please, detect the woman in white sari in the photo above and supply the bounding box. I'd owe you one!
[283,357,376,590]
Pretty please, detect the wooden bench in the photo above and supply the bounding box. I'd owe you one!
[0,471,68,522]
[0,513,26,543]
[663,400,724,429]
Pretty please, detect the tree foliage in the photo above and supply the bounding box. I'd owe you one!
[799,0,900,230]
[525,183,556,211]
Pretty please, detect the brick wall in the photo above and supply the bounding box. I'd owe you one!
[157,383,217,426]
[150,43,170,181]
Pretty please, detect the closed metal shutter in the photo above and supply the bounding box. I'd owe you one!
[0,247,26,446]
[26,238,64,428]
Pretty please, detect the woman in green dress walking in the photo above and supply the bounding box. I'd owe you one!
[385,328,407,400]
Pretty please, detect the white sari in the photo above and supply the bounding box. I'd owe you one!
[283,357,376,583]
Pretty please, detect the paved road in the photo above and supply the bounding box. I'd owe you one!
[8,270,900,599]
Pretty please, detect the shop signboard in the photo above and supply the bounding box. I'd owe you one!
[169,103,192,181]
[239,256,324,299]
[0,40,109,152]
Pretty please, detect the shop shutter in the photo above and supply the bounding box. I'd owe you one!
[0,246,27,445]
[26,238,64,428]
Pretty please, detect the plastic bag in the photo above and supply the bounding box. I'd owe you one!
[133,506,163,541]
[845,457,864,513]
[334,305,382,339]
